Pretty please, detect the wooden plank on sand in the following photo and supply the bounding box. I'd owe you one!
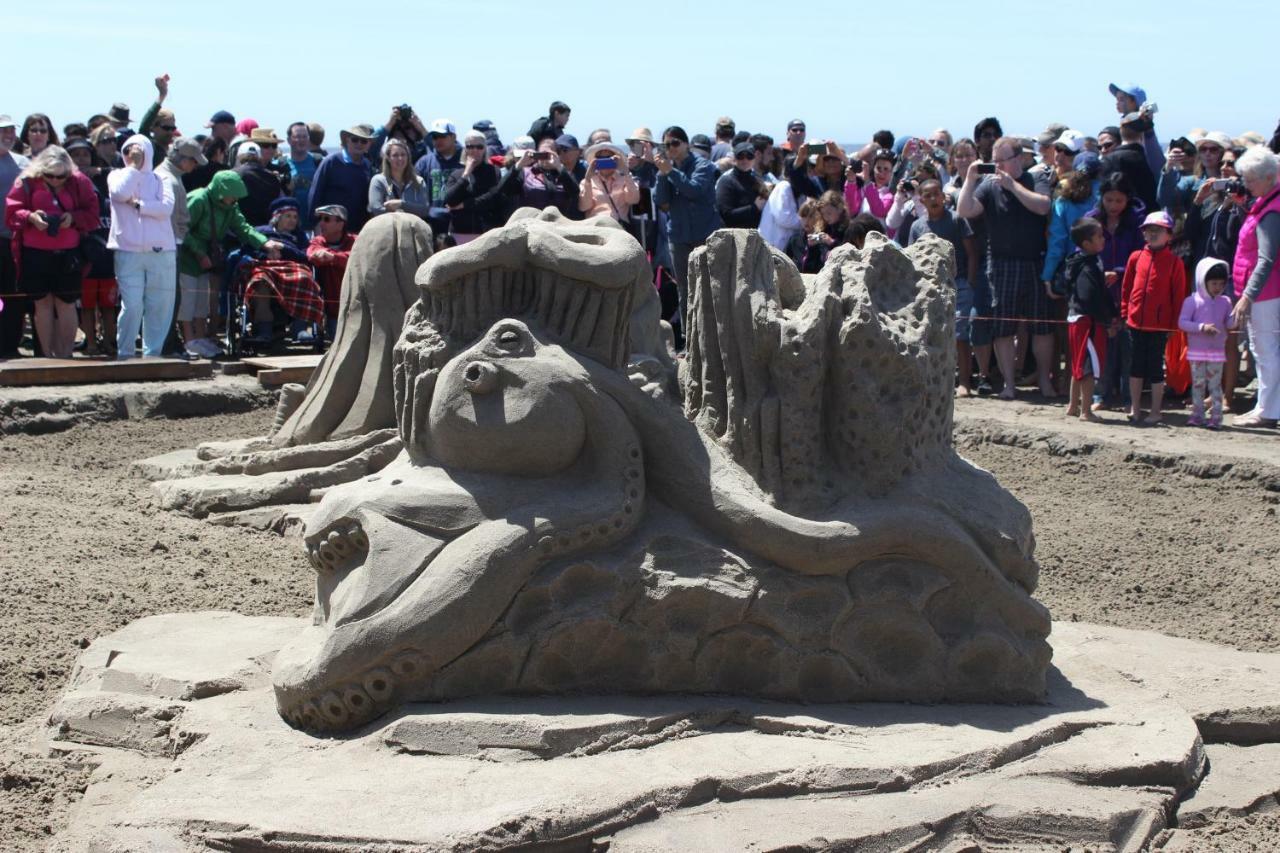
[0,357,212,387]
[240,355,323,388]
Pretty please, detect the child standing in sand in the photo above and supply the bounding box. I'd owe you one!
[1064,218,1119,422]
[1179,258,1236,430]
[1121,211,1185,425]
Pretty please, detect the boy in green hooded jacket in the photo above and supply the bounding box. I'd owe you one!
[178,170,283,353]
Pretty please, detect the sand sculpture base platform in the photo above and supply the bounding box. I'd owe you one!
[43,612,1280,852]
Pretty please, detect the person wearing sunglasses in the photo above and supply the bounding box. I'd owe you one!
[972,117,1003,164]
[714,142,767,229]
[307,204,355,341]
[496,136,582,220]
[131,73,176,164]
[1096,126,1121,159]
[442,131,503,244]
[956,136,1054,400]
[4,146,100,358]
[653,126,720,340]
[18,113,58,159]
[579,141,639,223]
[308,124,376,234]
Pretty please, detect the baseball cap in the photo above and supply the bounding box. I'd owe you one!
[787,119,805,131]
[269,197,299,215]
[1108,83,1147,106]
[732,141,755,157]
[64,137,92,153]
[1053,130,1086,154]
[555,133,579,150]
[690,133,713,152]
[429,119,457,137]
[206,110,235,127]
[1036,122,1068,147]
[1072,150,1101,180]
[314,203,348,220]
[0,114,15,129]
[511,135,536,153]
[1141,211,1174,231]
[716,116,735,130]
[168,137,208,166]
[239,141,262,159]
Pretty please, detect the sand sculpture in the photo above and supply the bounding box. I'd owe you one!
[144,208,1050,734]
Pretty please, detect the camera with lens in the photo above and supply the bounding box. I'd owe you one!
[900,179,916,195]
[397,104,413,117]
[1225,178,1247,196]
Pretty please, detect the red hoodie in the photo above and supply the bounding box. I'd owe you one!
[1121,244,1185,332]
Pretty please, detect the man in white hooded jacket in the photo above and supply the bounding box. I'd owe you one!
[108,134,176,358]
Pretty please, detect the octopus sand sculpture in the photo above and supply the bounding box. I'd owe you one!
[150,209,1051,734]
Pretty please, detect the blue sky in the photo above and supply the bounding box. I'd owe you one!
[6,1,1275,152]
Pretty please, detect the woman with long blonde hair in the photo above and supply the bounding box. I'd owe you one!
[368,137,430,221]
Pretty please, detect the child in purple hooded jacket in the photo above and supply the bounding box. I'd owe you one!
[1178,257,1236,429]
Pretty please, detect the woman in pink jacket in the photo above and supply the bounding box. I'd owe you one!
[4,145,99,357]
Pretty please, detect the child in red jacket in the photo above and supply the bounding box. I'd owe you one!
[1121,211,1185,425]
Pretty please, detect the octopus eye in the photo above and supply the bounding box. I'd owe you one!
[497,329,522,349]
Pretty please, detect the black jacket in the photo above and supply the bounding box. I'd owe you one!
[1066,252,1118,321]
[1101,143,1158,212]
[442,162,505,234]
[234,164,286,227]
[528,115,564,144]
[715,168,764,228]
[498,166,581,220]
[786,225,846,274]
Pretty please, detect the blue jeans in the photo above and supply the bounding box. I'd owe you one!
[115,250,177,358]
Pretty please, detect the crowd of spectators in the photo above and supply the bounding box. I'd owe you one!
[2,77,1279,429]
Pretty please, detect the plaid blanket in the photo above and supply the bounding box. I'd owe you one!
[241,260,325,325]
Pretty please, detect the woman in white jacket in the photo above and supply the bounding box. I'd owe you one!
[108,134,175,359]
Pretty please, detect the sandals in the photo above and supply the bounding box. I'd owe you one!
[1233,414,1278,428]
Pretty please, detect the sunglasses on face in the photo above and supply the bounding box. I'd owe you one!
[665,140,683,148]
[736,151,755,160]
[318,215,344,223]
[788,127,805,134]
[46,172,68,181]
[156,125,177,131]
[464,143,485,150]
[349,138,370,146]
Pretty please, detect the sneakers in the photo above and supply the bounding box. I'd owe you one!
[1206,418,1222,431]
[185,338,223,359]
[1186,414,1204,427]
